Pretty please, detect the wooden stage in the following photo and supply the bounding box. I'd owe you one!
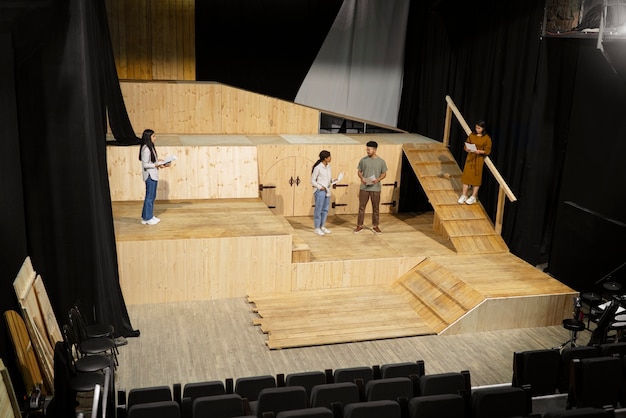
[112,198,576,349]
[109,133,576,349]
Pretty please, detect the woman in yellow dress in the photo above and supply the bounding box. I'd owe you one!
[458,120,492,205]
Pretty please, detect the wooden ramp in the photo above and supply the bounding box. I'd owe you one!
[248,286,436,349]
[402,143,509,254]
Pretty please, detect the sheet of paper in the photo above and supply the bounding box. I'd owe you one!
[159,155,177,165]
[465,142,477,152]
[364,175,376,185]
[332,172,344,185]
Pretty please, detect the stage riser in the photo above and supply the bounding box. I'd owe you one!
[117,236,292,304]
[441,294,575,335]
[118,236,422,304]
[290,257,424,291]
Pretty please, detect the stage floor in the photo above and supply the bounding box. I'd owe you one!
[112,198,576,348]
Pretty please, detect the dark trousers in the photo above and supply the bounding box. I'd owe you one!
[357,190,381,227]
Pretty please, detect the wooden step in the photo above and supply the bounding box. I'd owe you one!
[393,259,485,333]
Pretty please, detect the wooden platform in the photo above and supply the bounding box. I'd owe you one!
[111,136,577,349]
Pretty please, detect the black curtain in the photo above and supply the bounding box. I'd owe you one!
[0,30,30,399]
[9,0,138,351]
[398,0,563,266]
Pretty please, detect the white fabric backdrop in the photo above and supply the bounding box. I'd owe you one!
[295,0,410,128]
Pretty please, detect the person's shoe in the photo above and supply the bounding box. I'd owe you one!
[141,219,150,225]
[373,226,382,234]
[458,194,467,204]
[145,217,160,225]
[353,225,364,233]
[321,227,332,234]
[152,216,160,222]
[314,228,325,236]
[466,196,477,205]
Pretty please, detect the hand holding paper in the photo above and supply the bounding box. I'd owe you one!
[331,171,344,185]
[364,175,376,185]
[465,142,477,153]
[158,155,177,166]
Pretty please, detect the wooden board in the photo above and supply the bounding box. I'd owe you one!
[0,358,21,418]
[4,310,47,395]
[12,257,61,395]
[248,286,436,349]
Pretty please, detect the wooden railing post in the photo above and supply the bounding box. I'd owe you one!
[444,95,517,235]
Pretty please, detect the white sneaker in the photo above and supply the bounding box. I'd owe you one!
[144,217,160,225]
[314,228,325,236]
[466,196,477,205]
[458,195,467,204]
[152,216,160,222]
[321,227,331,234]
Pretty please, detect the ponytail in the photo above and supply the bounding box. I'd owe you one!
[312,150,331,173]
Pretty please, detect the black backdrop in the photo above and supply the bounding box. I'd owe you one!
[0,0,138,398]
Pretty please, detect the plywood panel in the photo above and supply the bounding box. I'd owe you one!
[0,358,21,418]
[441,294,574,335]
[290,257,423,291]
[117,235,292,304]
[119,82,320,134]
[105,0,195,80]
[107,145,259,201]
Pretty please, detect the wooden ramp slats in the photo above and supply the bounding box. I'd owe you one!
[392,259,485,331]
[248,287,437,349]
[265,326,436,350]
[402,143,510,255]
[449,236,510,254]
[434,205,486,221]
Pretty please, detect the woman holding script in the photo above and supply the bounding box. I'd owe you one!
[458,120,492,205]
[139,129,172,225]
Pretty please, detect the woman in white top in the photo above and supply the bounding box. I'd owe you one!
[139,129,170,225]
[311,150,334,236]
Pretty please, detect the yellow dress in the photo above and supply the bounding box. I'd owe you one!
[461,133,492,186]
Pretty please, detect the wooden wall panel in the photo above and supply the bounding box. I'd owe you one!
[290,257,423,292]
[119,82,320,134]
[107,145,259,201]
[440,294,575,335]
[105,0,195,80]
[257,144,402,216]
[117,235,292,304]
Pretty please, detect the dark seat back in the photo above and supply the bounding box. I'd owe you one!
[253,386,307,418]
[559,346,601,393]
[365,377,413,402]
[342,400,401,418]
[127,400,180,418]
[192,393,245,418]
[409,393,466,418]
[512,348,560,396]
[471,385,529,418]
[235,375,276,402]
[309,382,360,410]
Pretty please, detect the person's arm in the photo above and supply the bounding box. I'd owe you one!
[141,146,158,169]
[311,165,325,191]
[373,172,387,184]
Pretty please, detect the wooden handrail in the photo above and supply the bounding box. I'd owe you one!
[444,95,517,234]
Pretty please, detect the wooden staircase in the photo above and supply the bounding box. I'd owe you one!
[392,258,485,333]
[402,143,509,255]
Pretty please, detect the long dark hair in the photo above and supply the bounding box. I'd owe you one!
[138,129,157,163]
[312,150,331,173]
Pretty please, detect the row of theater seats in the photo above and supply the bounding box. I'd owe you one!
[116,343,626,418]
[512,342,626,411]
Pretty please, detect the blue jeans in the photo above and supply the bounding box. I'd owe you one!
[313,190,330,229]
[141,177,158,221]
